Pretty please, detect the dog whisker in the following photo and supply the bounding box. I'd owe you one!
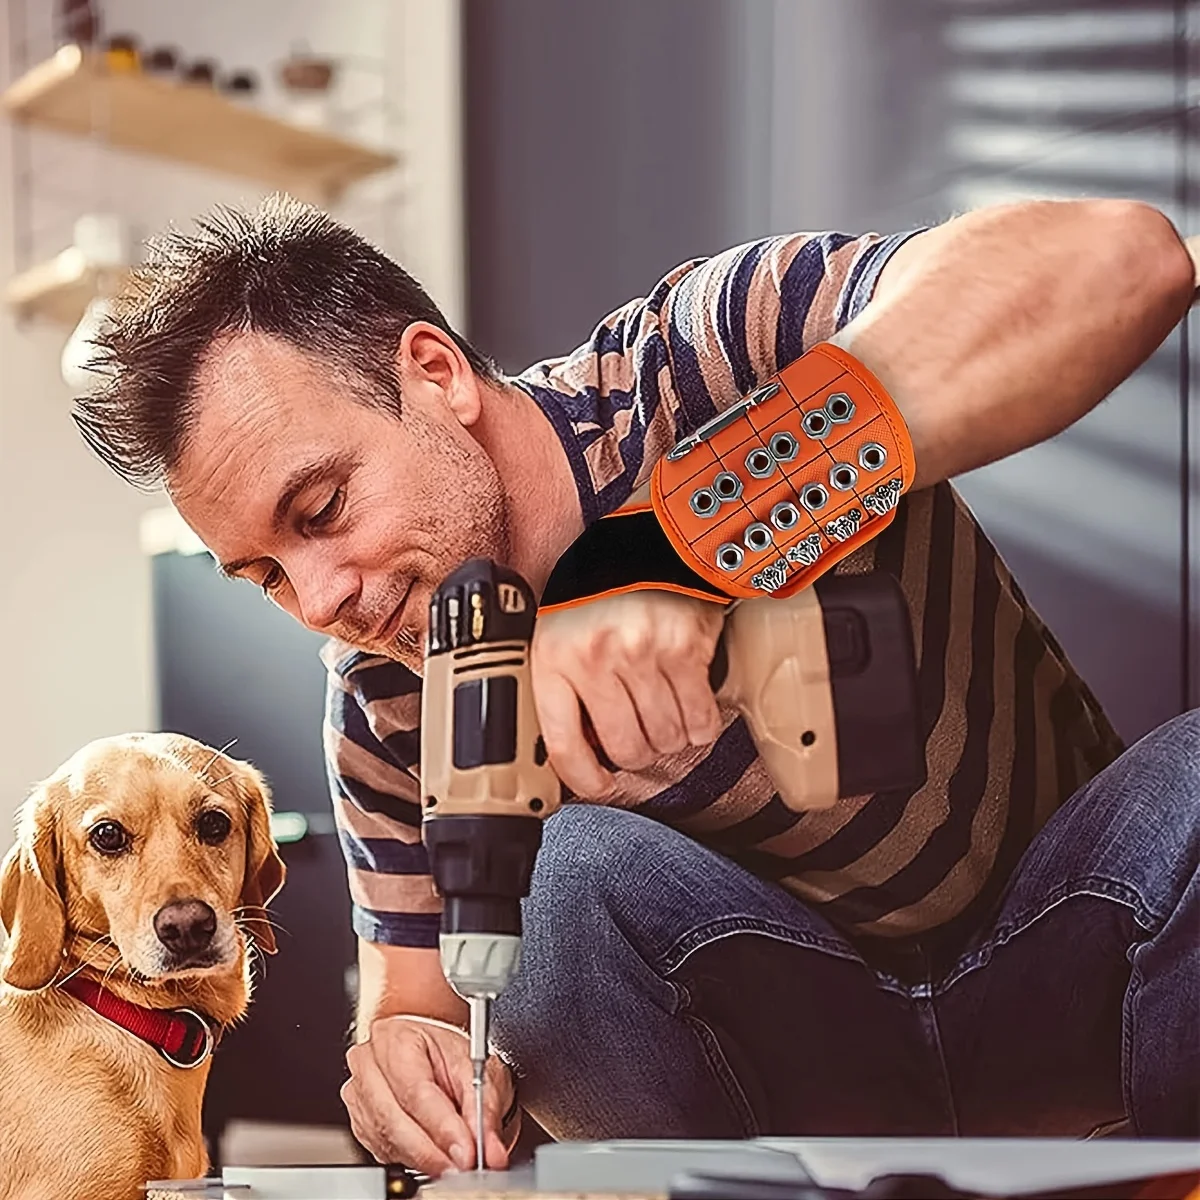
[235,914,288,939]
[55,933,121,988]
[55,956,103,989]
[230,904,281,920]
[197,737,240,786]
[232,904,289,930]
[231,904,285,923]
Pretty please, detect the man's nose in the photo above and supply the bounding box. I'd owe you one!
[289,558,359,632]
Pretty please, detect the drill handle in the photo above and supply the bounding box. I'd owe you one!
[578,575,925,811]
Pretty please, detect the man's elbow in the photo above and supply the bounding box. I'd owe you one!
[1082,199,1195,316]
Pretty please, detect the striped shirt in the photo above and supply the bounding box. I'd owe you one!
[323,231,1124,959]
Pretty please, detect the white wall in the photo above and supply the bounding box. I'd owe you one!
[0,0,463,865]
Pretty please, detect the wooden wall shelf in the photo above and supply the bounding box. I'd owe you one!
[2,45,397,201]
[4,247,127,325]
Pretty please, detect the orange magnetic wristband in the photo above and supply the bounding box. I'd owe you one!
[649,342,915,601]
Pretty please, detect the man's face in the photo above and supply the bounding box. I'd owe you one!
[169,331,510,670]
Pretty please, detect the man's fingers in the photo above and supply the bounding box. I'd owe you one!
[579,674,656,771]
[531,589,729,794]
[342,1050,457,1175]
[376,1037,478,1170]
[454,1058,515,1171]
[615,664,688,756]
[662,654,723,746]
[533,670,614,798]
[485,1128,513,1171]
[342,1076,446,1173]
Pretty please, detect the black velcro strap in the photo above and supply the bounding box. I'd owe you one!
[541,510,730,609]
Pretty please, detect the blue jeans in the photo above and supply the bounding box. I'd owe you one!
[491,710,1199,1140]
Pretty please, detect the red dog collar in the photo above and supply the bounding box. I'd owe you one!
[60,974,216,1069]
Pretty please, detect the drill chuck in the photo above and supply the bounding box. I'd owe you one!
[440,932,523,1000]
[423,811,543,997]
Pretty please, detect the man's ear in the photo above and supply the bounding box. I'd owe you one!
[230,762,286,956]
[0,780,67,990]
[396,321,481,427]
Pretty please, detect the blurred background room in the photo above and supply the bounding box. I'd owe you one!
[0,0,1195,1168]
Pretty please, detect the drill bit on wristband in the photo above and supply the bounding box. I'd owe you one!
[539,343,915,613]
[651,342,914,601]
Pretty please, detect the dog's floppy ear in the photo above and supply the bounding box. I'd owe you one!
[230,761,286,955]
[0,779,67,990]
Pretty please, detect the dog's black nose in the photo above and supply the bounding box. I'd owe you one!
[154,900,217,957]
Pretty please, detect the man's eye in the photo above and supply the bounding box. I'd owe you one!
[260,564,285,595]
[89,820,131,857]
[307,487,345,532]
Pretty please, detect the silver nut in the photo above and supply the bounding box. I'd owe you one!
[768,431,799,463]
[770,501,800,531]
[802,409,831,440]
[825,392,855,423]
[689,487,720,518]
[800,483,829,512]
[744,446,776,478]
[716,542,745,572]
[858,441,887,472]
[712,471,743,503]
[743,522,774,553]
[829,462,859,492]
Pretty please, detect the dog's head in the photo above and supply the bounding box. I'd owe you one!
[0,733,286,991]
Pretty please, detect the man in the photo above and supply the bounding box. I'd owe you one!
[76,195,1199,1176]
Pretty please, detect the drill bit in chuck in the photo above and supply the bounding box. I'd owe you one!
[468,995,490,1172]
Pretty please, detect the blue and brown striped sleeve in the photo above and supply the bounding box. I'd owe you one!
[517,230,926,521]
[321,640,442,947]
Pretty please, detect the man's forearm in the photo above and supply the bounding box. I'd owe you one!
[354,938,468,1042]
[834,199,1197,490]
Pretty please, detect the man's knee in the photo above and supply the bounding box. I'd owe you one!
[1129,709,1199,775]
[523,805,664,936]
[492,806,673,1069]
[997,710,1198,926]
[1107,709,1199,836]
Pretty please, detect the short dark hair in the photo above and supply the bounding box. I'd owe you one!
[73,194,494,490]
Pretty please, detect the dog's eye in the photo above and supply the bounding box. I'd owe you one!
[88,820,130,856]
[197,809,232,845]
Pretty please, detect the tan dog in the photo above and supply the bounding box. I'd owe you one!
[0,732,286,1200]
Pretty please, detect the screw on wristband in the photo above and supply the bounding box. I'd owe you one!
[650,342,915,600]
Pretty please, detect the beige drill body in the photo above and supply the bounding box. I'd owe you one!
[420,558,846,1171]
[421,641,564,821]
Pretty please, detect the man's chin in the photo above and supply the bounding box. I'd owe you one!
[347,631,423,672]
[387,640,424,673]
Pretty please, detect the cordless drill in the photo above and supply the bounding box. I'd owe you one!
[420,559,561,1173]
[420,558,925,1171]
